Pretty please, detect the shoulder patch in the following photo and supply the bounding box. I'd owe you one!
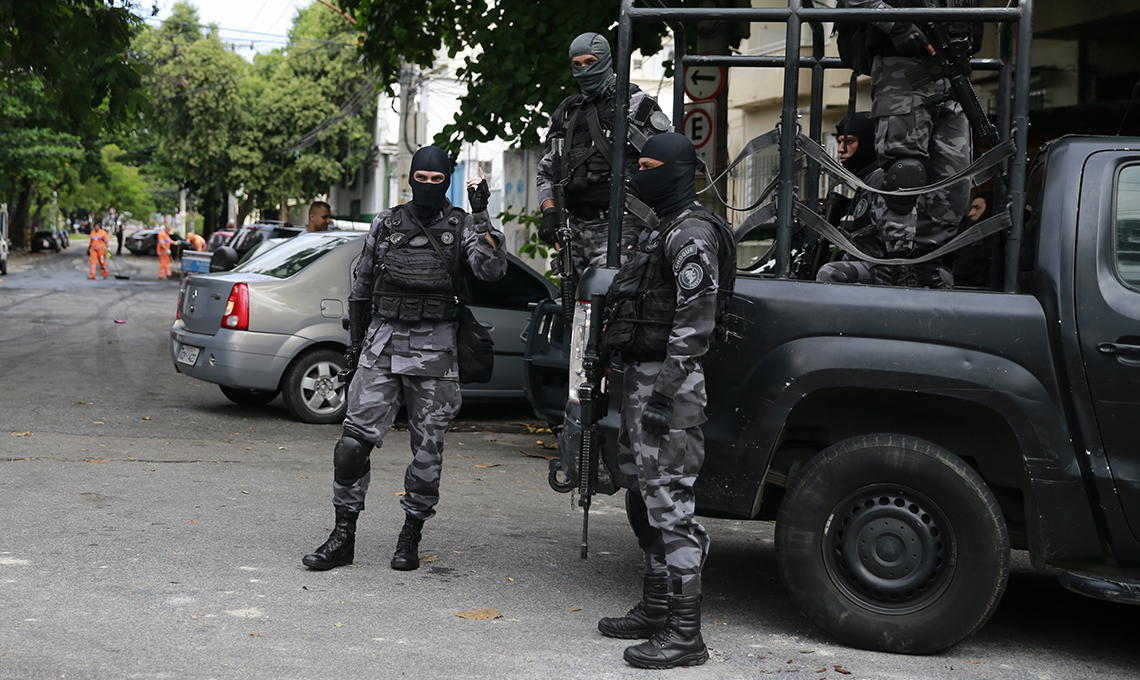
[853,197,869,219]
[678,262,706,291]
[649,110,671,132]
[388,232,405,245]
[672,244,699,272]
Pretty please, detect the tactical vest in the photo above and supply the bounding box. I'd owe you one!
[551,83,645,210]
[602,207,736,361]
[371,205,464,323]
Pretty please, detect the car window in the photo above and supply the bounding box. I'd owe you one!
[232,233,353,279]
[1115,164,1140,289]
[467,260,551,309]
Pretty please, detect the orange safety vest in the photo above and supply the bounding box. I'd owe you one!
[90,229,108,251]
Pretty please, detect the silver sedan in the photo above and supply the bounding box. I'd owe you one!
[170,231,555,423]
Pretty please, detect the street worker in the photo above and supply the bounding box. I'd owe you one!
[307,201,332,233]
[88,221,109,279]
[535,31,670,278]
[597,133,735,669]
[156,224,173,279]
[302,146,506,572]
[816,112,891,284]
[187,230,206,252]
[836,0,977,288]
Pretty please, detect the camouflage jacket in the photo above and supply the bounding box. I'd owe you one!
[350,200,507,378]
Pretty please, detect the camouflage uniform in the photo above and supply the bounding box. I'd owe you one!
[616,212,722,597]
[536,82,667,276]
[839,0,972,285]
[336,200,507,520]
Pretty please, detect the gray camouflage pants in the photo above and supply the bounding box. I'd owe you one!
[335,365,462,521]
[566,211,644,279]
[618,362,710,596]
[871,56,971,258]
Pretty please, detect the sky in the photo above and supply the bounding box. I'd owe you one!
[143,0,315,60]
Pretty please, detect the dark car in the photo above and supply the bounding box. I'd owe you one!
[30,229,63,253]
[126,229,188,257]
[205,230,233,253]
[209,222,304,272]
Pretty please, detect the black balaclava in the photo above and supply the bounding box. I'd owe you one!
[569,32,613,99]
[631,132,699,218]
[408,146,452,222]
[836,112,877,177]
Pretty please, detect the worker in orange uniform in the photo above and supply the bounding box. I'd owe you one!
[88,221,109,279]
[157,224,173,279]
[187,230,206,252]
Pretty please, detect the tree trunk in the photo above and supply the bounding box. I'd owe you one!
[235,194,254,229]
[10,179,37,250]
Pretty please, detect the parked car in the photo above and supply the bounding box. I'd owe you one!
[205,230,233,252]
[210,222,305,272]
[126,229,188,257]
[170,231,554,423]
[30,229,63,253]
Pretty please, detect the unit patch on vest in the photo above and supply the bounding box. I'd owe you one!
[673,244,699,272]
[388,232,405,245]
[649,110,671,132]
[440,231,455,245]
[409,235,429,247]
[678,261,705,291]
[853,197,869,219]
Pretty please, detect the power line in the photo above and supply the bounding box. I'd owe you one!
[277,73,380,155]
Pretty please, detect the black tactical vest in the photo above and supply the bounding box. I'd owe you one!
[602,207,736,360]
[371,205,464,323]
[550,83,644,210]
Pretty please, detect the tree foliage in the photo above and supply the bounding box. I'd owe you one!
[57,144,155,218]
[340,0,699,154]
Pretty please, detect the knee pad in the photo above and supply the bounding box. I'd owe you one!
[333,432,374,486]
[883,158,927,214]
[625,488,663,551]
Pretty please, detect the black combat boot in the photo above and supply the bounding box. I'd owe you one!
[598,575,670,639]
[623,594,709,669]
[301,506,358,570]
[390,514,425,571]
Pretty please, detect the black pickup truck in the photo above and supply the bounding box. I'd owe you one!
[525,136,1140,652]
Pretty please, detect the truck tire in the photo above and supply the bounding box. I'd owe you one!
[219,386,279,407]
[775,434,1009,654]
[281,348,347,424]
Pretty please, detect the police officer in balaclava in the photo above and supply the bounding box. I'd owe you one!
[596,132,735,669]
[535,31,670,281]
[302,146,505,573]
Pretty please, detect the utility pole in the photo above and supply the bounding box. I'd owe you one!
[394,59,417,205]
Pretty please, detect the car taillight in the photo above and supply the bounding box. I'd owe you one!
[221,283,249,331]
[176,280,185,319]
[567,300,592,404]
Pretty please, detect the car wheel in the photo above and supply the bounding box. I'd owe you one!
[774,434,1009,654]
[147,245,156,256]
[219,386,279,407]
[281,348,347,424]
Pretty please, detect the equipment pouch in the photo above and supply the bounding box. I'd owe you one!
[383,248,452,290]
[601,298,637,351]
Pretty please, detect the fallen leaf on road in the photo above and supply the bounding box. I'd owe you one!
[569,608,581,612]
[394,491,406,496]
[334,622,344,627]
[421,555,439,563]
[83,458,111,464]
[508,577,514,582]
[816,669,827,674]
[513,422,552,434]
[11,432,33,437]
[241,490,250,494]
[475,463,499,469]
[250,632,260,637]
[92,421,104,425]
[518,448,556,460]
[455,608,501,620]
[834,665,851,675]
[142,417,152,421]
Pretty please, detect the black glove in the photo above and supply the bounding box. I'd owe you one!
[891,24,931,58]
[641,394,674,436]
[467,180,490,213]
[538,207,560,245]
[338,346,360,385]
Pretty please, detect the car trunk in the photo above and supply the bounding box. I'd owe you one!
[178,275,250,336]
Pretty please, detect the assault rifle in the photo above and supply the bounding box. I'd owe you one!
[903,0,999,147]
[576,292,606,559]
[550,138,577,326]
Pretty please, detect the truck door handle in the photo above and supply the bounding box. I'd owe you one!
[1097,342,1140,356]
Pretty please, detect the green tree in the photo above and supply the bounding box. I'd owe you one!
[58,144,155,219]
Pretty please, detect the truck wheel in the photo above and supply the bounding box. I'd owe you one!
[219,386,279,407]
[281,348,347,424]
[774,434,1009,654]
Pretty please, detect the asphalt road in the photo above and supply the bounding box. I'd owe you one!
[2,245,1138,680]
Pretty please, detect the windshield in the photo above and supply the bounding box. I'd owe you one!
[232,233,355,279]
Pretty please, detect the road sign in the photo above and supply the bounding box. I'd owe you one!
[684,65,725,101]
[684,102,716,177]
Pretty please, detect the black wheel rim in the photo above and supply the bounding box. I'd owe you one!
[823,485,955,615]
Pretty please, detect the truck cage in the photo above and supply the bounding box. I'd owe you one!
[605,0,1034,293]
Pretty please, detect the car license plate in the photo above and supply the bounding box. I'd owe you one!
[177,344,200,365]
